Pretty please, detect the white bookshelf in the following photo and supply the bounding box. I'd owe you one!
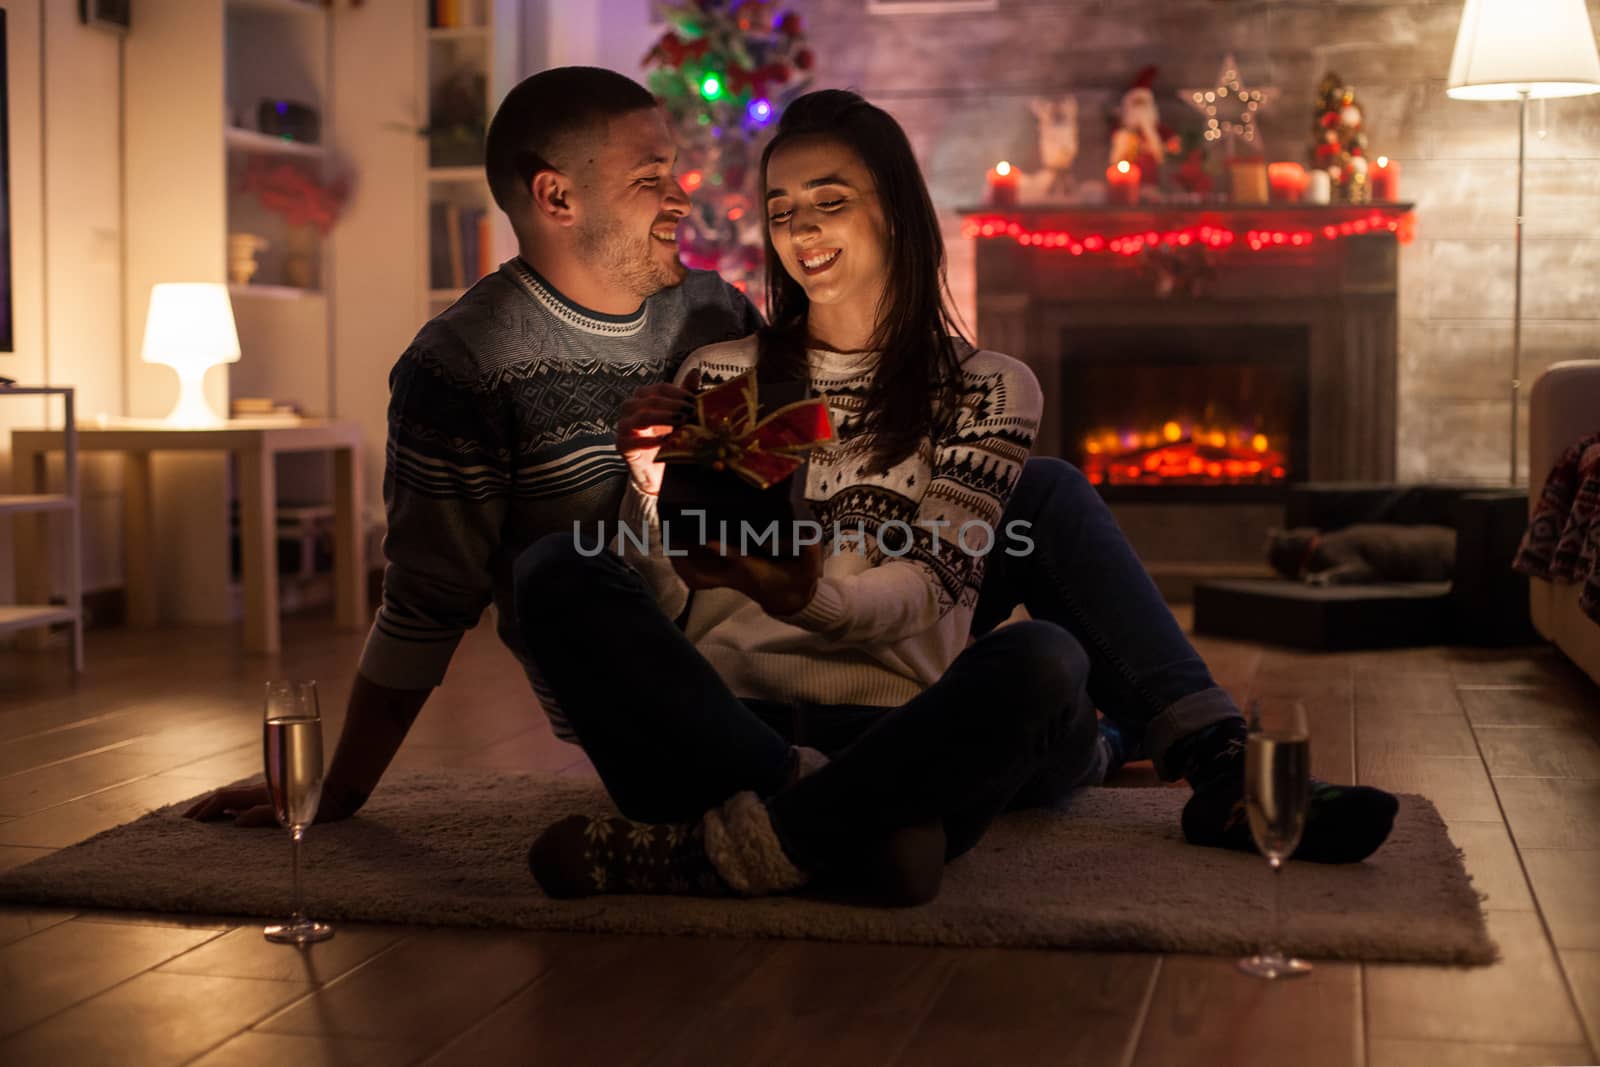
[224,126,327,160]
[421,0,521,320]
[2,386,82,672]
[120,1,341,627]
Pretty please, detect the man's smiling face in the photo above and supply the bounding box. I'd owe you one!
[573,108,692,301]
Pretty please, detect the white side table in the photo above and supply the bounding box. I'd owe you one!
[11,418,366,656]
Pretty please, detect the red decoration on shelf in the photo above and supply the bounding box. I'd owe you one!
[237,157,349,235]
[1267,162,1307,203]
[987,161,1020,207]
[1369,156,1400,201]
[960,208,1415,256]
[1106,160,1141,205]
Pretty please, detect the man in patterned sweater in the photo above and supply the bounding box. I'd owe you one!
[186,67,757,823]
[188,67,1396,869]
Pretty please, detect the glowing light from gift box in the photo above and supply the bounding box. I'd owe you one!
[657,371,837,490]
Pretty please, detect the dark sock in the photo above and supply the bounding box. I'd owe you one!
[1175,718,1400,864]
[528,814,731,898]
[1171,717,1249,787]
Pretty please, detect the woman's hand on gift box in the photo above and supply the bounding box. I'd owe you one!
[616,371,700,496]
[670,538,822,617]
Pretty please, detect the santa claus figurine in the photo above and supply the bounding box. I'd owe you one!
[1110,66,1175,184]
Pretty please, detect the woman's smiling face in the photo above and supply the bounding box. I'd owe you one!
[764,137,890,329]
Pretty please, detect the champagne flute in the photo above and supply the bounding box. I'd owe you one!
[1237,698,1312,979]
[262,680,334,944]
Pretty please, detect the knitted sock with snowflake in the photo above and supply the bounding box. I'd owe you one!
[529,746,828,899]
[1176,718,1398,863]
[529,790,806,899]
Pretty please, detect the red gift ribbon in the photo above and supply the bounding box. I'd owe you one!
[656,370,836,490]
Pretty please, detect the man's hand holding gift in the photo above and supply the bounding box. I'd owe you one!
[616,369,701,496]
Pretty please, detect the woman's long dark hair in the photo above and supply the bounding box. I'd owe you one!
[758,90,968,474]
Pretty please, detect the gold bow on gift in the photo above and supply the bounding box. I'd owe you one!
[656,370,836,489]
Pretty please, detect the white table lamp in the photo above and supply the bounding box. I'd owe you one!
[140,283,242,427]
[1446,0,1600,482]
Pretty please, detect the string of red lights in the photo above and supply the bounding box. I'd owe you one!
[960,209,1415,256]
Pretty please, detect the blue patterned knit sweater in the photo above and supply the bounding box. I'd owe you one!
[358,258,760,736]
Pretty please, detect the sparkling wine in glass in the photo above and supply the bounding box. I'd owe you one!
[262,680,334,944]
[1237,698,1312,979]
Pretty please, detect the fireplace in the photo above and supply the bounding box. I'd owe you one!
[1060,325,1309,501]
[966,203,1409,589]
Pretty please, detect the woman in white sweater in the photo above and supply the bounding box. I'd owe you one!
[516,90,1101,904]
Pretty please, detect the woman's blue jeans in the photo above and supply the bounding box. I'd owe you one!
[972,458,1242,779]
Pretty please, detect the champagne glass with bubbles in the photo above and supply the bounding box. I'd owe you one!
[262,680,334,944]
[1237,698,1312,979]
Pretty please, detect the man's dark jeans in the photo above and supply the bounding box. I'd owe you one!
[515,536,1099,870]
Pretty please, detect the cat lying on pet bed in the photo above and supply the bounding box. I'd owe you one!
[1266,524,1457,586]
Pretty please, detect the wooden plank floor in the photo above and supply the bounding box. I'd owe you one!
[1,612,1598,1066]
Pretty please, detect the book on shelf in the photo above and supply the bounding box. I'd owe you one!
[428,0,487,29]
[428,201,490,291]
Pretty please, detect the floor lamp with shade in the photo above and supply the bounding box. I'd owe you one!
[1445,0,1600,484]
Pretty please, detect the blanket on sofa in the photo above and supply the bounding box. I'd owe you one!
[1516,430,1600,623]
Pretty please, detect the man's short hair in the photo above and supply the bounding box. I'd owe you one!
[485,67,659,215]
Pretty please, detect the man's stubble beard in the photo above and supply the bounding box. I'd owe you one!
[575,211,688,302]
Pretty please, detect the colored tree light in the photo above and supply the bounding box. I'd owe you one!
[748,97,773,124]
[700,75,724,100]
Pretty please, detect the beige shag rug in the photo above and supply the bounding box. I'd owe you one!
[0,771,1494,964]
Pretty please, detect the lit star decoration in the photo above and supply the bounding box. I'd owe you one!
[960,209,1415,256]
[1179,55,1279,154]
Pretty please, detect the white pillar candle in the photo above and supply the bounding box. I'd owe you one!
[1306,170,1332,204]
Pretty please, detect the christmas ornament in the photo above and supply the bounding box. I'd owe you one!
[1308,72,1371,202]
[643,2,813,296]
[1111,67,1174,184]
[1008,96,1079,203]
[1179,55,1279,156]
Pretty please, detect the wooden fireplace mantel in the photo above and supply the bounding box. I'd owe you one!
[964,203,1412,483]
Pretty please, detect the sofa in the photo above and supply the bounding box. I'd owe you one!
[1528,360,1600,686]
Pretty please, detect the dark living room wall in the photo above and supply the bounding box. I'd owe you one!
[802,0,1600,484]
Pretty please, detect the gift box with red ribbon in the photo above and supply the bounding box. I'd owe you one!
[655,370,836,558]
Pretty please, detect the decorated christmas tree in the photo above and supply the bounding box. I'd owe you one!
[1309,72,1370,200]
[643,0,813,298]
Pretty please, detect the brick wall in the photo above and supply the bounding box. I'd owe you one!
[802,0,1600,483]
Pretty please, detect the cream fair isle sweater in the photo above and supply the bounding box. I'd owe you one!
[621,335,1042,709]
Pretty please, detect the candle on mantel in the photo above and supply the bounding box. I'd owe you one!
[1369,156,1400,201]
[1267,162,1308,203]
[1306,169,1332,204]
[1106,160,1141,205]
[987,160,1020,207]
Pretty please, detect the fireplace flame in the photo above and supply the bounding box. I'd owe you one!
[1083,421,1288,486]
